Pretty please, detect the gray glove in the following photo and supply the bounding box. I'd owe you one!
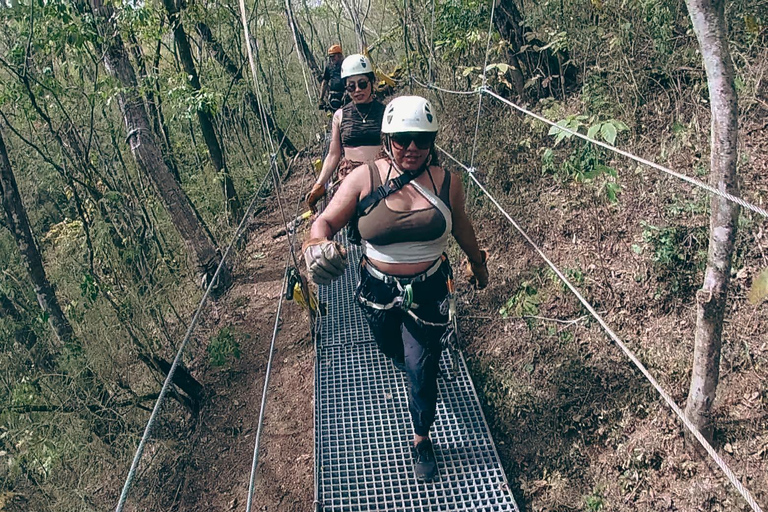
[302,238,347,285]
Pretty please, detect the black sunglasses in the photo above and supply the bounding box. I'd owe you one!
[345,79,370,92]
[390,132,436,150]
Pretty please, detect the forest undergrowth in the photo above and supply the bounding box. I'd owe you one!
[1,0,767,510]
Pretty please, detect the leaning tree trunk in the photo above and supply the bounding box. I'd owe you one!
[162,0,242,223]
[285,0,322,81]
[0,127,74,347]
[196,22,297,156]
[683,0,740,444]
[493,0,576,98]
[90,0,227,289]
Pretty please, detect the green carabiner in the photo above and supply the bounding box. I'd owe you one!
[401,283,414,311]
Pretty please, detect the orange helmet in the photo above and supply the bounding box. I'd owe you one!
[327,44,343,55]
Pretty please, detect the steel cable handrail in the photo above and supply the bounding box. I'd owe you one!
[436,143,764,512]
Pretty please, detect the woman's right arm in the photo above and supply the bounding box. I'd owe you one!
[315,110,343,187]
[309,164,367,239]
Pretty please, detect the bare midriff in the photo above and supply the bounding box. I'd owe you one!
[367,258,437,277]
[343,145,381,163]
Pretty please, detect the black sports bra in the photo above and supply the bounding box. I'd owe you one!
[340,101,385,147]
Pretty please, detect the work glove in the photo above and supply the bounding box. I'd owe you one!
[464,249,489,290]
[305,183,326,213]
[303,238,347,285]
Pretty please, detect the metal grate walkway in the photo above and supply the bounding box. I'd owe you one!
[314,232,519,511]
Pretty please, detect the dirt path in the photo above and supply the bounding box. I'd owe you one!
[171,164,317,512]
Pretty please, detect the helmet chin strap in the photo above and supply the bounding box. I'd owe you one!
[384,136,433,177]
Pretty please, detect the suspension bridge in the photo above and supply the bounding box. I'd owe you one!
[108,0,768,509]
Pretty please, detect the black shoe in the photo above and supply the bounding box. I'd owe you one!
[392,357,406,372]
[412,439,438,482]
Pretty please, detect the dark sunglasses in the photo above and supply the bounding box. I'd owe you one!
[390,132,436,150]
[345,79,370,92]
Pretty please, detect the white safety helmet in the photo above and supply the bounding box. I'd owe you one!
[340,54,373,79]
[381,96,438,134]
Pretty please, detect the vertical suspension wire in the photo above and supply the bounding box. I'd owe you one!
[238,0,312,333]
[403,0,413,92]
[244,259,290,512]
[469,0,497,171]
[286,0,317,105]
[239,0,277,155]
[244,150,312,509]
[428,0,437,84]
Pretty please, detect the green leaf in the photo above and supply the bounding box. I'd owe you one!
[610,119,629,131]
[548,119,568,136]
[587,123,601,139]
[605,182,620,203]
[748,268,768,304]
[601,122,618,145]
[486,63,510,74]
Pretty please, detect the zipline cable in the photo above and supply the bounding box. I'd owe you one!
[482,87,768,219]
[436,144,765,512]
[239,0,309,303]
[115,153,284,512]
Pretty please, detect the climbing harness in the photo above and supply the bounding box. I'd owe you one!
[356,255,461,381]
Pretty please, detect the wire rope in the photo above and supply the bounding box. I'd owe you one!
[114,150,283,512]
[482,87,768,219]
[245,259,291,512]
[469,0,497,171]
[436,144,765,512]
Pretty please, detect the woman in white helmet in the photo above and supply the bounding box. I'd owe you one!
[303,96,488,482]
[305,53,386,212]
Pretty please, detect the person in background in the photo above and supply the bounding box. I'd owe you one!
[303,96,489,482]
[306,54,385,213]
[318,45,345,111]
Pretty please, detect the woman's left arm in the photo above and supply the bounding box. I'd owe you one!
[449,170,484,265]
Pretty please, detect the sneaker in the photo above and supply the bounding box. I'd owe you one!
[412,438,438,482]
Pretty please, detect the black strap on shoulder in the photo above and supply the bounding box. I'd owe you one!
[356,165,415,217]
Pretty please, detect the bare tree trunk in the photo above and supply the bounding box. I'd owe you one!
[196,21,297,156]
[683,0,739,444]
[90,0,227,289]
[0,127,74,346]
[128,30,181,182]
[161,0,243,223]
[285,0,322,80]
[493,0,575,98]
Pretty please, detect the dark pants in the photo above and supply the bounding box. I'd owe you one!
[355,259,451,436]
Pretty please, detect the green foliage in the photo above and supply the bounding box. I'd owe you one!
[207,327,242,367]
[434,0,491,60]
[542,114,628,203]
[584,489,606,511]
[640,221,708,297]
[499,281,541,318]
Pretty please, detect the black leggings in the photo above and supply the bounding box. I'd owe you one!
[355,259,451,436]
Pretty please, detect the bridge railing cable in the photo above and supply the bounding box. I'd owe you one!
[481,87,768,219]
[245,261,291,512]
[411,77,768,220]
[436,143,765,512]
[114,145,294,511]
